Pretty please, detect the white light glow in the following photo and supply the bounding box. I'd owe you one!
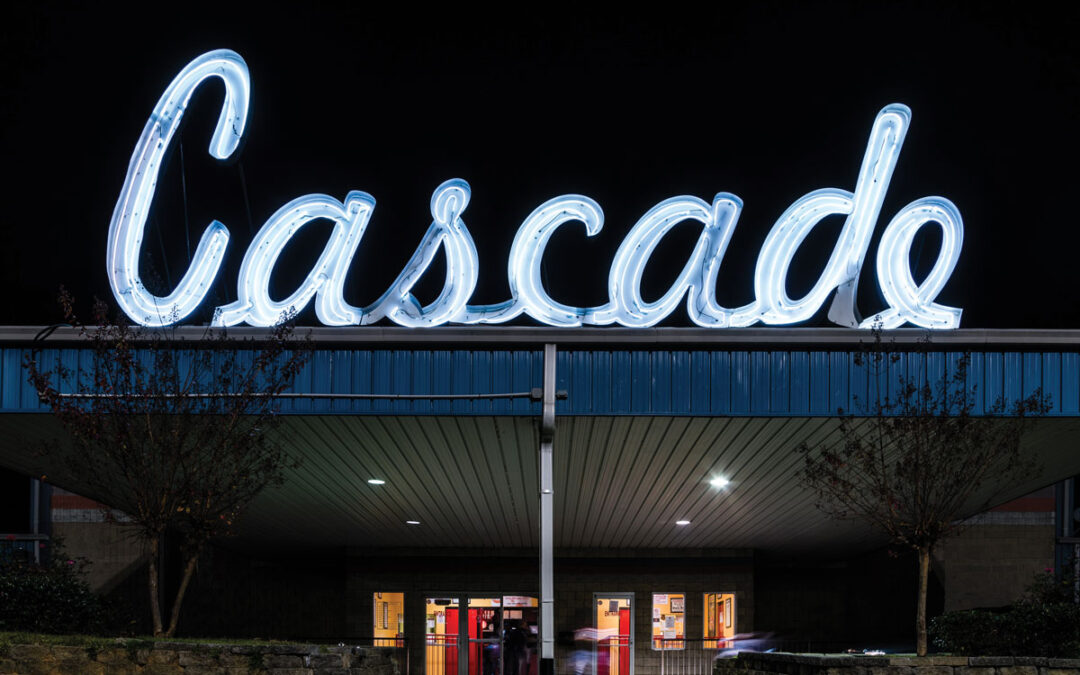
[107,50,249,327]
[107,50,964,331]
[368,479,386,485]
[860,198,964,329]
[709,476,730,489]
[406,520,420,525]
[494,195,607,327]
[675,520,691,526]
[754,105,910,327]
[214,192,375,327]
[362,180,479,328]
[608,194,759,328]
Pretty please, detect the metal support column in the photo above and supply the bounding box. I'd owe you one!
[1056,477,1080,602]
[539,343,556,675]
[31,478,40,564]
[459,597,469,675]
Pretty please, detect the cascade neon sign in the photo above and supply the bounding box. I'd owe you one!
[108,49,963,330]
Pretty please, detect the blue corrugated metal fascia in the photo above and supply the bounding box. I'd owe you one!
[7,345,1080,417]
[554,348,1080,416]
[13,347,545,416]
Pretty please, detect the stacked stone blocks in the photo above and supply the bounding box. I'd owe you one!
[714,652,1080,675]
[0,642,401,675]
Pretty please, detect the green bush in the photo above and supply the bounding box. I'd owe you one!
[930,569,1080,657]
[929,609,1007,655]
[0,548,108,634]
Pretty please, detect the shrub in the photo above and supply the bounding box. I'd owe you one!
[930,569,1080,657]
[1006,600,1080,657]
[0,549,108,634]
[929,609,1008,656]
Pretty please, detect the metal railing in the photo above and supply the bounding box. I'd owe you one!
[426,633,460,675]
[373,638,408,648]
[0,533,49,565]
[595,634,631,675]
[373,633,869,675]
[654,638,727,675]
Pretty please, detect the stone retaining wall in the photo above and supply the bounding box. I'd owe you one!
[0,641,402,674]
[716,652,1080,675]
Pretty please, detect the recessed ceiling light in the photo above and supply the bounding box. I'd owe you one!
[675,520,691,526]
[367,479,386,485]
[405,520,420,525]
[710,476,730,489]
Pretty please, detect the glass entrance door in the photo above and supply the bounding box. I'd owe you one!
[426,597,461,675]
[469,597,501,675]
[499,596,538,675]
[703,593,736,649]
[426,595,539,675]
[594,594,633,675]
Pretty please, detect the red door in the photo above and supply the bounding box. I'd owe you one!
[468,610,480,675]
[618,608,630,675]
[446,609,459,675]
[443,609,482,675]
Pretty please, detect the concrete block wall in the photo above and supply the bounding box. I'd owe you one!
[754,548,929,649]
[933,515,1055,612]
[552,551,753,675]
[50,488,145,594]
[345,547,754,675]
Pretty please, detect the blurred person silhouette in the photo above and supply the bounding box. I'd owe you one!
[504,619,528,675]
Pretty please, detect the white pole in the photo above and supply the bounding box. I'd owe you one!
[540,343,556,675]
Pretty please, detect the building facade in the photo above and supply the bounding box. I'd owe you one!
[1,326,1079,674]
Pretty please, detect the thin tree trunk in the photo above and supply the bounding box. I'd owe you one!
[164,552,200,638]
[148,535,164,637]
[916,545,930,656]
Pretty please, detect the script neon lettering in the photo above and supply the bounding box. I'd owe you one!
[754,104,909,327]
[609,195,753,328]
[214,192,375,327]
[362,179,479,328]
[862,198,964,329]
[484,196,608,327]
[107,49,249,327]
[108,49,964,330]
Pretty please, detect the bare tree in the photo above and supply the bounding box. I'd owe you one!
[25,290,310,637]
[798,335,1049,656]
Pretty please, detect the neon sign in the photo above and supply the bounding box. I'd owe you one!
[108,49,963,330]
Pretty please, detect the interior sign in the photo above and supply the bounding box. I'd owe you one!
[108,50,963,330]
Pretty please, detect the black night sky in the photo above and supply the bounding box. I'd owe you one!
[2,2,1078,329]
